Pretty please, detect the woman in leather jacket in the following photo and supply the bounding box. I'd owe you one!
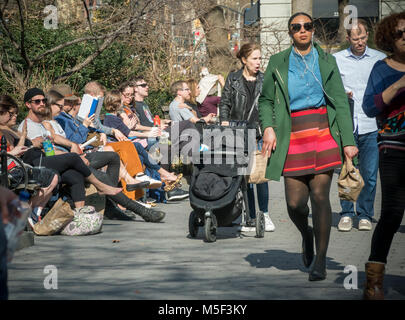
[219,43,275,233]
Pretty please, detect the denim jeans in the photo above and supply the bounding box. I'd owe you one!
[0,217,8,300]
[340,130,378,221]
[247,139,269,218]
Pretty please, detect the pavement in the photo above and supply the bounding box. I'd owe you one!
[6,173,405,300]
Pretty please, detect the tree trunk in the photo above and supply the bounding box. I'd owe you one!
[292,0,312,16]
[337,0,349,44]
[199,4,237,74]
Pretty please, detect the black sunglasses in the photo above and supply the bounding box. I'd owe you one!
[394,28,405,39]
[30,98,47,105]
[136,83,148,88]
[290,22,313,33]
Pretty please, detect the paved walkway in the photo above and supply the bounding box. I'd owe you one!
[7,173,405,300]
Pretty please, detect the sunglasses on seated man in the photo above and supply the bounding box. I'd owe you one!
[30,98,47,105]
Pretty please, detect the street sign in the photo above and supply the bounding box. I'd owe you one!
[244,1,260,26]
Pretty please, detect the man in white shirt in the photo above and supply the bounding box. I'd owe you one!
[333,19,386,232]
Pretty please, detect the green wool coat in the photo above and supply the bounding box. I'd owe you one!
[258,43,356,181]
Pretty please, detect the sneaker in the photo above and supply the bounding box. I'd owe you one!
[338,216,353,232]
[240,219,256,232]
[135,173,162,189]
[165,188,189,201]
[359,219,372,231]
[134,200,165,222]
[264,213,275,232]
[27,211,39,229]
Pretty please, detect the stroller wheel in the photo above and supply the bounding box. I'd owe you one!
[256,211,265,238]
[204,212,217,243]
[188,211,200,238]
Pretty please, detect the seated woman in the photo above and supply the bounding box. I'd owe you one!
[103,90,188,201]
[37,90,165,221]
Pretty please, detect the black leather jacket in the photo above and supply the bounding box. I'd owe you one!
[219,68,264,122]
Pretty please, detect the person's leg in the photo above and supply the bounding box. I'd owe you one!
[284,176,314,268]
[256,182,269,213]
[365,148,405,300]
[246,183,256,219]
[29,174,59,211]
[133,142,161,171]
[308,171,334,280]
[0,216,8,300]
[368,148,405,263]
[356,130,379,222]
[85,151,121,186]
[60,170,86,208]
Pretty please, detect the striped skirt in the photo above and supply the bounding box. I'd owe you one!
[282,106,341,177]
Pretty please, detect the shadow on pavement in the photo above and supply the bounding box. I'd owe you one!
[244,249,343,273]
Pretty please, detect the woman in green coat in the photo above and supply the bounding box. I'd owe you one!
[258,12,358,281]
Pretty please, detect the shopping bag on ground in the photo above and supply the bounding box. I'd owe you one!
[33,198,74,236]
[338,158,364,202]
[61,206,103,236]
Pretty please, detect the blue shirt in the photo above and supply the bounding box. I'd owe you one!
[333,46,386,134]
[55,112,89,144]
[288,47,326,111]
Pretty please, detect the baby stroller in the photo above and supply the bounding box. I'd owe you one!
[188,122,265,242]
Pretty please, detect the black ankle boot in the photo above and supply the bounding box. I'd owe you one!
[302,226,314,268]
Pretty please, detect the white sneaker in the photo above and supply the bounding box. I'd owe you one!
[240,219,256,232]
[264,213,275,232]
[135,173,162,189]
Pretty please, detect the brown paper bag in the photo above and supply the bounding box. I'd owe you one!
[247,151,269,184]
[33,198,74,236]
[338,158,364,202]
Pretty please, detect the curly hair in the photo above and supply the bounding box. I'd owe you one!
[375,12,405,53]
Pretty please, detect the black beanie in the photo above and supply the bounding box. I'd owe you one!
[24,88,45,103]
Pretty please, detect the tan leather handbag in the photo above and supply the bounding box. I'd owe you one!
[338,158,364,202]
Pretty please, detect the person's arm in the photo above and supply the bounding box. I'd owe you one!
[217,74,225,87]
[16,119,27,148]
[42,121,82,154]
[258,59,277,156]
[56,118,89,144]
[362,64,404,118]
[218,73,233,121]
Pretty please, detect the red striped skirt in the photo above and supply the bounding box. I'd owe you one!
[282,106,341,177]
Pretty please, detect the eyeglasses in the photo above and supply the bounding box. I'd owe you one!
[180,88,190,91]
[8,111,17,117]
[53,103,64,109]
[122,93,134,98]
[394,28,405,39]
[30,98,47,105]
[290,22,313,33]
[136,83,148,88]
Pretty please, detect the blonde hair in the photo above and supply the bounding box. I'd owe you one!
[84,81,105,97]
[104,90,122,112]
[186,79,198,105]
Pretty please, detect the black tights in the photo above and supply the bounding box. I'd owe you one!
[284,171,333,272]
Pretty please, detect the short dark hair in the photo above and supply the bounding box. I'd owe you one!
[170,80,185,96]
[374,12,405,53]
[288,12,313,29]
[131,77,145,85]
[104,90,122,112]
[0,94,18,113]
[119,81,133,93]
